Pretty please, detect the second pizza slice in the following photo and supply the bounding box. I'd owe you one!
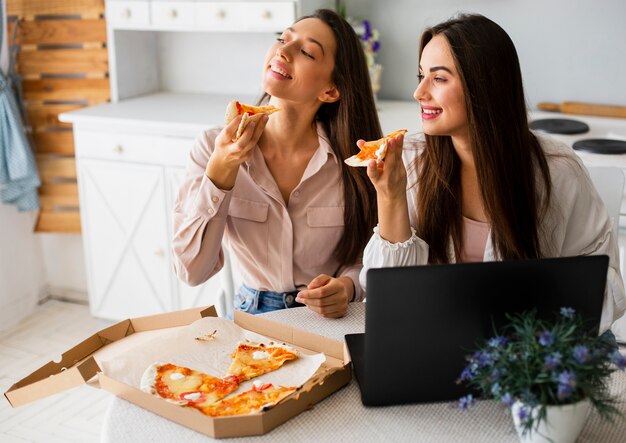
[227,341,299,381]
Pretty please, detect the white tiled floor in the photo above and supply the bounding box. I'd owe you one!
[0,300,113,442]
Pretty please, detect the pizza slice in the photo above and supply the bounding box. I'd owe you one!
[140,363,240,407]
[199,382,297,417]
[344,129,408,167]
[227,341,299,381]
[225,100,281,141]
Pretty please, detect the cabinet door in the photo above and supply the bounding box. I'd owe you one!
[167,168,226,312]
[78,160,173,320]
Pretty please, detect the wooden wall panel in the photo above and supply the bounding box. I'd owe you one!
[7,0,104,18]
[8,0,110,233]
[22,78,110,103]
[32,131,75,155]
[8,19,107,45]
[18,47,109,76]
[26,104,81,128]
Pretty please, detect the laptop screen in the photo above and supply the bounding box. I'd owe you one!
[355,255,608,406]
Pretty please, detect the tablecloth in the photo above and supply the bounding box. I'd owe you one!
[101,304,626,442]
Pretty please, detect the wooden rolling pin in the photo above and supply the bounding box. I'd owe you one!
[537,101,626,119]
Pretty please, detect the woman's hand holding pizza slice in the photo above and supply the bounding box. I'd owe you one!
[205,100,279,190]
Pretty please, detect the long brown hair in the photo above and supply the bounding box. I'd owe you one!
[415,14,551,263]
[261,9,381,266]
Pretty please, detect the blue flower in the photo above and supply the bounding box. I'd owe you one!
[572,345,590,364]
[516,405,530,424]
[460,366,476,381]
[544,352,562,370]
[488,336,508,349]
[557,370,577,400]
[560,307,576,319]
[558,370,577,387]
[501,392,515,408]
[459,394,476,411]
[538,331,555,347]
[362,20,372,40]
[472,351,492,367]
[610,350,626,370]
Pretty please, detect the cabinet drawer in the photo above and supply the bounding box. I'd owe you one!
[245,2,296,32]
[151,1,195,29]
[106,1,150,28]
[195,2,247,31]
[75,131,165,164]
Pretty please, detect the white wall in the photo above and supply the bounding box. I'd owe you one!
[368,0,626,107]
[0,205,46,332]
[39,235,88,301]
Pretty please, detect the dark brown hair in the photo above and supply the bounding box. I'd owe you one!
[415,14,551,263]
[261,9,381,266]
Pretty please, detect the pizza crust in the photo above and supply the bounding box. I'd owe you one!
[225,100,280,141]
[140,362,188,405]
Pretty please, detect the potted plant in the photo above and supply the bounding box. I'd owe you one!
[458,307,626,443]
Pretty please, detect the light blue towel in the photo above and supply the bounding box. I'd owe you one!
[0,6,40,211]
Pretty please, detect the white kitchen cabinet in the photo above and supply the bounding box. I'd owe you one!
[66,112,229,320]
[78,159,173,319]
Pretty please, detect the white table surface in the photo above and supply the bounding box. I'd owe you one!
[100,304,626,442]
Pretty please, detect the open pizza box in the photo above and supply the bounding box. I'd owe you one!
[4,305,352,438]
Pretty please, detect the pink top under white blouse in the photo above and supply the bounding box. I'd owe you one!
[458,217,491,263]
[172,123,365,302]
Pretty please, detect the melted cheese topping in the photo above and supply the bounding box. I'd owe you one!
[253,351,270,360]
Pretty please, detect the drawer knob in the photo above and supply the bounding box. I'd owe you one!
[261,10,272,20]
[121,8,131,19]
[168,9,178,19]
[113,144,124,154]
[216,9,226,19]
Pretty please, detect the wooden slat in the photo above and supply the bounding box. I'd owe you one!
[8,19,107,46]
[35,210,81,233]
[23,78,110,103]
[27,103,81,128]
[39,183,80,209]
[17,47,108,75]
[33,131,74,154]
[37,156,76,181]
[7,0,104,18]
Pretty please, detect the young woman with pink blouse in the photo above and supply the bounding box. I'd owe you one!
[172,9,381,318]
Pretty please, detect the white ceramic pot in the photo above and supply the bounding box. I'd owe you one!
[511,399,591,443]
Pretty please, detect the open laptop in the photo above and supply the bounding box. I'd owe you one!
[345,255,609,406]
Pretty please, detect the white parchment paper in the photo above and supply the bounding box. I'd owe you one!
[98,317,325,394]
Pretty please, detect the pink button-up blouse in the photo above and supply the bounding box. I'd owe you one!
[172,124,364,302]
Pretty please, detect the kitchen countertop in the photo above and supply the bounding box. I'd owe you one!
[59,92,423,137]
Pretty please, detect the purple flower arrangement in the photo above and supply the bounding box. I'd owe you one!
[458,307,626,436]
[360,19,380,68]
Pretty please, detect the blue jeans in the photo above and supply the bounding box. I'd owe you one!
[233,283,304,315]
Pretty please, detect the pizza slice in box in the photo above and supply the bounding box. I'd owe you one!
[140,363,240,407]
[225,100,280,141]
[200,382,297,417]
[344,129,408,167]
[227,341,299,381]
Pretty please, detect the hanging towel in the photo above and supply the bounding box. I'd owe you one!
[0,0,40,211]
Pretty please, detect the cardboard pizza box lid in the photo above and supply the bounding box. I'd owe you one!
[4,305,218,407]
[4,306,351,438]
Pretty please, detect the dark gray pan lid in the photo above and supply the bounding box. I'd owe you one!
[529,118,590,135]
[573,138,626,154]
